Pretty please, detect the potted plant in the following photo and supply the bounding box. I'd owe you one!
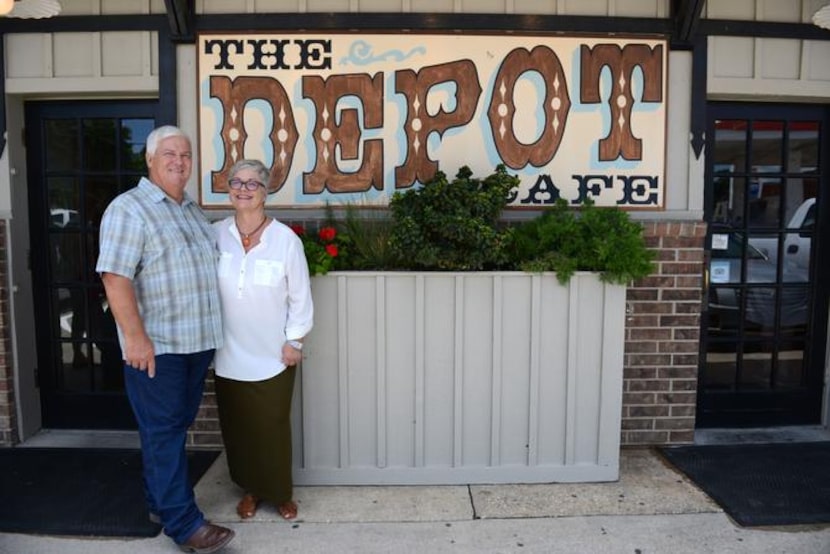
[292,166,654,486]
[510,197,655,284]
[293,165,655,282]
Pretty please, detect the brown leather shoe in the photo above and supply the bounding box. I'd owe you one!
[178,523,235,553]
[236,493,259,519]
[277,500,298,521]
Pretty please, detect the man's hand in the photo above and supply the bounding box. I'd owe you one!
[123,333,157,378]
[100,272,156,378]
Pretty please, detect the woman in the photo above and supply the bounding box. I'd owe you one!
[213,159,313,521]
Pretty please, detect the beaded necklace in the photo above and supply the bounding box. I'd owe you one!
[237,216,268,248]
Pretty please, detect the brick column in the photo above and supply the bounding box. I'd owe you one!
[621,220,706,446]
[0,221,18,446]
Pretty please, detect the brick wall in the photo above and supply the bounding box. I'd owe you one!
[0,221,18,446]
[188,373,222,448]
[621,220,707,446]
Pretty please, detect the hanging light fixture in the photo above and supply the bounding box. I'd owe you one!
[2,0,62,19]
[0,0,14,17]
[813,4,830,30]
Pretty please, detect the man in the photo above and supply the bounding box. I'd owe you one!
[97,125,234,553]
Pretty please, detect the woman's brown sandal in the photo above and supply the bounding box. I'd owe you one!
[277,500,298,521]
[236,493,259,519]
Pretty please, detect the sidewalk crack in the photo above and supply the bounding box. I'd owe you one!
[467,485,479,520]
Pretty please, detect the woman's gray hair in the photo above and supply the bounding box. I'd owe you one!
[229,159,271,186]
[146,125,189,157]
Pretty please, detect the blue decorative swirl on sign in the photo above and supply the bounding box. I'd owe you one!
[340,40,426,66]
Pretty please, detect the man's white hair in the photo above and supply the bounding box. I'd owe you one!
[146,125,189,158]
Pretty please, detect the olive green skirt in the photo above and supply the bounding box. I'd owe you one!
[215,366,296,505]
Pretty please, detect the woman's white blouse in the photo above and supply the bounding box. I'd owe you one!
[213,216,314,382]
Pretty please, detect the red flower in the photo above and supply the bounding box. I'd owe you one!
[290,224,305,236]
[318,226,337,242]
[325,244,339,257]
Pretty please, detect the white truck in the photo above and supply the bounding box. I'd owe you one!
[749,197,815,271]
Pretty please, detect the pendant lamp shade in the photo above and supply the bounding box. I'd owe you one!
[813,4,830,30]
[4,0,62,18]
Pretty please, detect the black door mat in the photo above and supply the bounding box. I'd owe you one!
[658,441,830,527]
[0,447,219,537]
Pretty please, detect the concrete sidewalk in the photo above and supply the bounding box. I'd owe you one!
[2,448,828,553]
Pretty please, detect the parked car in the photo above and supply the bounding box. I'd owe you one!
[709,231,808,330]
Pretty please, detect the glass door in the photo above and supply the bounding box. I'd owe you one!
[25,100,157,429]
[698,103,828,427]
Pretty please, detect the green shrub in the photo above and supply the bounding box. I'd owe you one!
[388,165,518,271]
[296,166,654,285]
[339,205,402,270]
[511,198,655,285]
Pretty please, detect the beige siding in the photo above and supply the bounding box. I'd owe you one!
[758,0,801,22]
[513,0,558,14]
[62,0,165,15]
[610,0,668,17]
[101,0,151,15]
[758,38,802,80]
[5,31,158,94]
[708,35,830,99]
[59,0,672,16]
[199,0,247,13]
[53,0,823,20]
[804,41,830,80]
[59,0,100,16]
[102,32,152,77]
[53,34,96,78]
[5,34,48,79]
[562,0,608,16]
[705,0,757,20]
[704,1,830,100]
[459,0,506,12]
[704,0,826,23]
[710,36,755,79]
[408,0,454,11]
[307,0,353,11]
[359,0,408,11]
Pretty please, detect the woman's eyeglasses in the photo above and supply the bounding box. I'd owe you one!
[228,178,265,191]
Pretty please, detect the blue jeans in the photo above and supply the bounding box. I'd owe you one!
[123,350,214,544]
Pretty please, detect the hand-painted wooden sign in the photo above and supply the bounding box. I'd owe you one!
[198,33,666,209]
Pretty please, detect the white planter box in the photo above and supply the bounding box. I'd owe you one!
[292,272,625,485]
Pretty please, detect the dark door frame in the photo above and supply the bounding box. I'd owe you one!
[25,99,160,429]
[697,101,830,427]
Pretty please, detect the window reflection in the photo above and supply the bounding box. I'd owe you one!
[714,119,747,172]
[750,120,783,172]
[55,290,123,392]
[738,350,772,389]
[83,119,117,171]
[48,177,81,230]
[50,233,83,281]
[789,121,818,169]
[123,119,154,171]
[45,119,79,171]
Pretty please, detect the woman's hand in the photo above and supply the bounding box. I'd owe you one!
[281,341,303,367]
